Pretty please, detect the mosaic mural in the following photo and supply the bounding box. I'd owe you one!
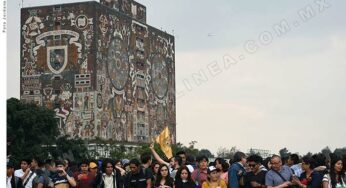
[20,1,175,144]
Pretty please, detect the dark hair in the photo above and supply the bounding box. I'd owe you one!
[263,157,271,170]
[175,166,195,186]
[55,160,66,166]
[221,161,230,172]
[289,154,300,165]
[312,153,326,167]
[301,156,316,169]
[233,152,246,162]
[79,159,89,167]
[247,155,263,164]
[175,155,183,166]
[329,153,344,188]
[32,157,44,167]
[151,161,160,174]
[129,158,141,167]
[114,159,122,166]
[176,151,186,156]
[21,159,31,165]
[102,159,114,172]
[342,154,346,173]
[155,164,173,187]
[186,155,195,165]
[196,155,209,163]
[140,152,152,164]
[45,159,55,166]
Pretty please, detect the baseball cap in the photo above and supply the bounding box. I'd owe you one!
[89,162,98,169]
[207,166,218,174]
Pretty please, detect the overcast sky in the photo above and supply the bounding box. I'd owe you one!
[7,0,346,155]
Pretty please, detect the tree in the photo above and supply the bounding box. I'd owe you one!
[216,146,238,162]
[321,146,332,158]
[7,98,59,166]
[333,147,346,157]
[199,149,214,158]
[52,135,89,163]
[279,148,290,158]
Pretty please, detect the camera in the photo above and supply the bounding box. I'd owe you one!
[57,170,63,173]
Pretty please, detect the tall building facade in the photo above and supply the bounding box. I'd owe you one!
[20,0,176,144]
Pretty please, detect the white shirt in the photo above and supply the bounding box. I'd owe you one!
[103,172,116,188]
[22,171,36,188]
[14,169,25,178]
[7,176,12,188]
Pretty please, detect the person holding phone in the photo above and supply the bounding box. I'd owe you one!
[50,160,76,188]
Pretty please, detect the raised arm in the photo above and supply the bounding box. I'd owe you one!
[149,143,170,167]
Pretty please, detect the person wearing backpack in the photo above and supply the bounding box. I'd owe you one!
[31,157,51,188]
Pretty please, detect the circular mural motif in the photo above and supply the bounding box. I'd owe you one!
[107,36,129,91]
[151,55,169,99]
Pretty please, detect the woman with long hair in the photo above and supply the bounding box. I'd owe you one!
[155,164,174,188]
[175,166,196,188]
[292,155,323,188]
[322,154,345,188]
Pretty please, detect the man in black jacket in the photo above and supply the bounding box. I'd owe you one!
[93,159,124,188]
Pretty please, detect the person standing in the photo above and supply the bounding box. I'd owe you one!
[246,155,267,188]
[93,159,123,188]
[265,155,293,188]
[229,152,247,188]
[191,155,209,187]
[322,154,345,188]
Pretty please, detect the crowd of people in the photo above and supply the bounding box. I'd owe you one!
[6,145,346,188]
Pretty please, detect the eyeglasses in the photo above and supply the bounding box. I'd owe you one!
[248,164,257,167]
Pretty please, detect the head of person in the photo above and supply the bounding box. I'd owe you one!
[270,155,282,171]
[89,161,98,174]
[140,152,152,165]
[329,153,344,188]
[20,159,31,171]
[176,166,192,182]
[214,158,224,171]
[114,159,122,169]
[233,151,247,166]
[7,162,15,177]
[152,161,160,175]
[31,157,43,169]
[64,159,71,168]
[158,164,170,178]
[247,155,263,173]
[207,166,220,182]
[55,160,66,175]
[263,157,272,170]
[129,158,141,174]
[301,156,316,171]
[330,154,343,174]
[288,154,300,166]
[168,157,175,167]
[174,155,183,169]
[186,155,195,167]
[312,153,327,167]
[79,159,89,173]
[176,151,187,165]
[45,159,55,171]
[102,159,114,175]
[196,155,209,170]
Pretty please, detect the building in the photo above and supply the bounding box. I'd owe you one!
[20,0,176,144]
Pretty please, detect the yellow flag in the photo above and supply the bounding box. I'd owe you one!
[156,126,173,159]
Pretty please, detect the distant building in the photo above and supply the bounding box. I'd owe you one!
[20,0,176,144]
[248,148,272,158]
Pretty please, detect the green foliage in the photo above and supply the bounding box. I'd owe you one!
[52,135,89,162]
[7,98,59,165]
[199,149,214,158]
[279,147,290,158]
